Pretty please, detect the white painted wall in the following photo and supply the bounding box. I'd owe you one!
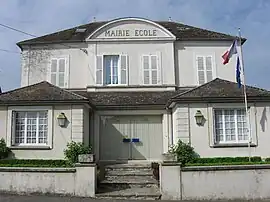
[160,164,270,200]
[19,20,237,90]
[0,104,89,159]
[175,41,237,87]
[88,41,175,86]
[172,102,270,158]
[0,164,96,197]
[20,44,89,89]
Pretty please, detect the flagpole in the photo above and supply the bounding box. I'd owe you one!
[238,28,251,162]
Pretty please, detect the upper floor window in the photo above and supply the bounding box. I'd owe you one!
[196,55,213,85]
[142,54,160,85]
[50,56,69,88]
[96,55,128,85]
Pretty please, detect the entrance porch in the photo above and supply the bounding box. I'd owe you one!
[92,110,172,163]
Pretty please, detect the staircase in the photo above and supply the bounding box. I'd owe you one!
[96,163,161,200]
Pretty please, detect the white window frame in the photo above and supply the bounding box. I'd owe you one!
[142,54,160,85]
[104,55,120,86]
[48,55,70,88]
[213,108,250,144]
[95,54,128,86]
[195,54,215,85]
[7,106,53,148]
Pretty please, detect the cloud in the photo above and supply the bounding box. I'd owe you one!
[0,0,269,90]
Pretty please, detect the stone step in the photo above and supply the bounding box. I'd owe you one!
[96,187,161,200]
[106,169,153,176]
[101,178,157,185]
[105,164,152,171]
[99,181,159,190]
[105,174,155,182]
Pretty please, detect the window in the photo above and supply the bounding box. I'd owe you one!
[196,55,213,85]
[214,109,249,144]
[142,55,159,85]
[96,55,128,85]
[12,111,48,145]
[50,57,69,88]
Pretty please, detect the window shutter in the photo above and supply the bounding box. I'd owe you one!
[58,58,66,88]
[120,55,128,84]
[151,55,158,84]
[157,52,162,84]
[205,56,213,82]
[50,59,57,85]
[96,55,103,85]
[197,56,205,85]
[142,55,150,84]
[11,111,16,146]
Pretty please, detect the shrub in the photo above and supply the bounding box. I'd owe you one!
[0,138,10,159]
[169,140,198,165]
[265,158,270,162]
[64,141,92,164]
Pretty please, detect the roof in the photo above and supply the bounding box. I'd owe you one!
[168,78,270,105]
[72,90,188,109]
[0,81,89,104]
[1,79,270,108]
[17,19,243,47]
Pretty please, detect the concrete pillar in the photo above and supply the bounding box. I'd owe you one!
[160,162,182,200]
[75,163,97,197]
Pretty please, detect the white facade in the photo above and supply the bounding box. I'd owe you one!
[20,18,237,90]
[2,17,266,162]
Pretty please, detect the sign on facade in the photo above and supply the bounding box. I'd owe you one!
[104,29,157,37]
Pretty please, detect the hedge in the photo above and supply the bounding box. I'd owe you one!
[0,159,73,167]
[186,161,270,167]
[189,156,262,164]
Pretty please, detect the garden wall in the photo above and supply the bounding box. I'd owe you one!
[0,163,96,197]
[160,163,270,200]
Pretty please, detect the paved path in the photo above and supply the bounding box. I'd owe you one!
[1,194,270,202]
[0,194,92,202]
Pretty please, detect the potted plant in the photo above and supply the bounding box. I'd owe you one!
[162,152,177,162]
[64,141,94,164]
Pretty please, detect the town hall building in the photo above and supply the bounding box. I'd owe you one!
[1,17,270,162]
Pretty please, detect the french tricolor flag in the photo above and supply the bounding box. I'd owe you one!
[222,39,238,64]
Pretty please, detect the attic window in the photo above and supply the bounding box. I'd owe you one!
[178,27,190,31]
[75,28,86,33]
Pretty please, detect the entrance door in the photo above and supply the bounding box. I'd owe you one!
[99,116,130,161]
[131,116,163,160]
[99,115,163,161]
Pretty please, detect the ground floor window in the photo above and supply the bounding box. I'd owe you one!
[214,108,249,143]
[13,111,48,145]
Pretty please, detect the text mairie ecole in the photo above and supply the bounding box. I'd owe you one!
[104,29,158,37]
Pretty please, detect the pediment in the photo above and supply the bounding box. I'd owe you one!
[87,18,175,41]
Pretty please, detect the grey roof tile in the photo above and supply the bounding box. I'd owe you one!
[17,20,243,46]
[169,78,270,104]
[72,90,188,108]
[0,81,88,104]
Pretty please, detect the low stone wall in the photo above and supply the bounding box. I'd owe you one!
[0,163,96,197]
[160,163,270,200]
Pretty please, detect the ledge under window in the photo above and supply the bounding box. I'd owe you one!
[9,145,51,150]
[211,143,257,148]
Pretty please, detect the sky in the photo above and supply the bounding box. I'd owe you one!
[0,0,269,91]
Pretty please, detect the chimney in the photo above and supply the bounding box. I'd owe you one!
[169,17,172,21]
[93,17,96,22]
[0,87,2,94]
